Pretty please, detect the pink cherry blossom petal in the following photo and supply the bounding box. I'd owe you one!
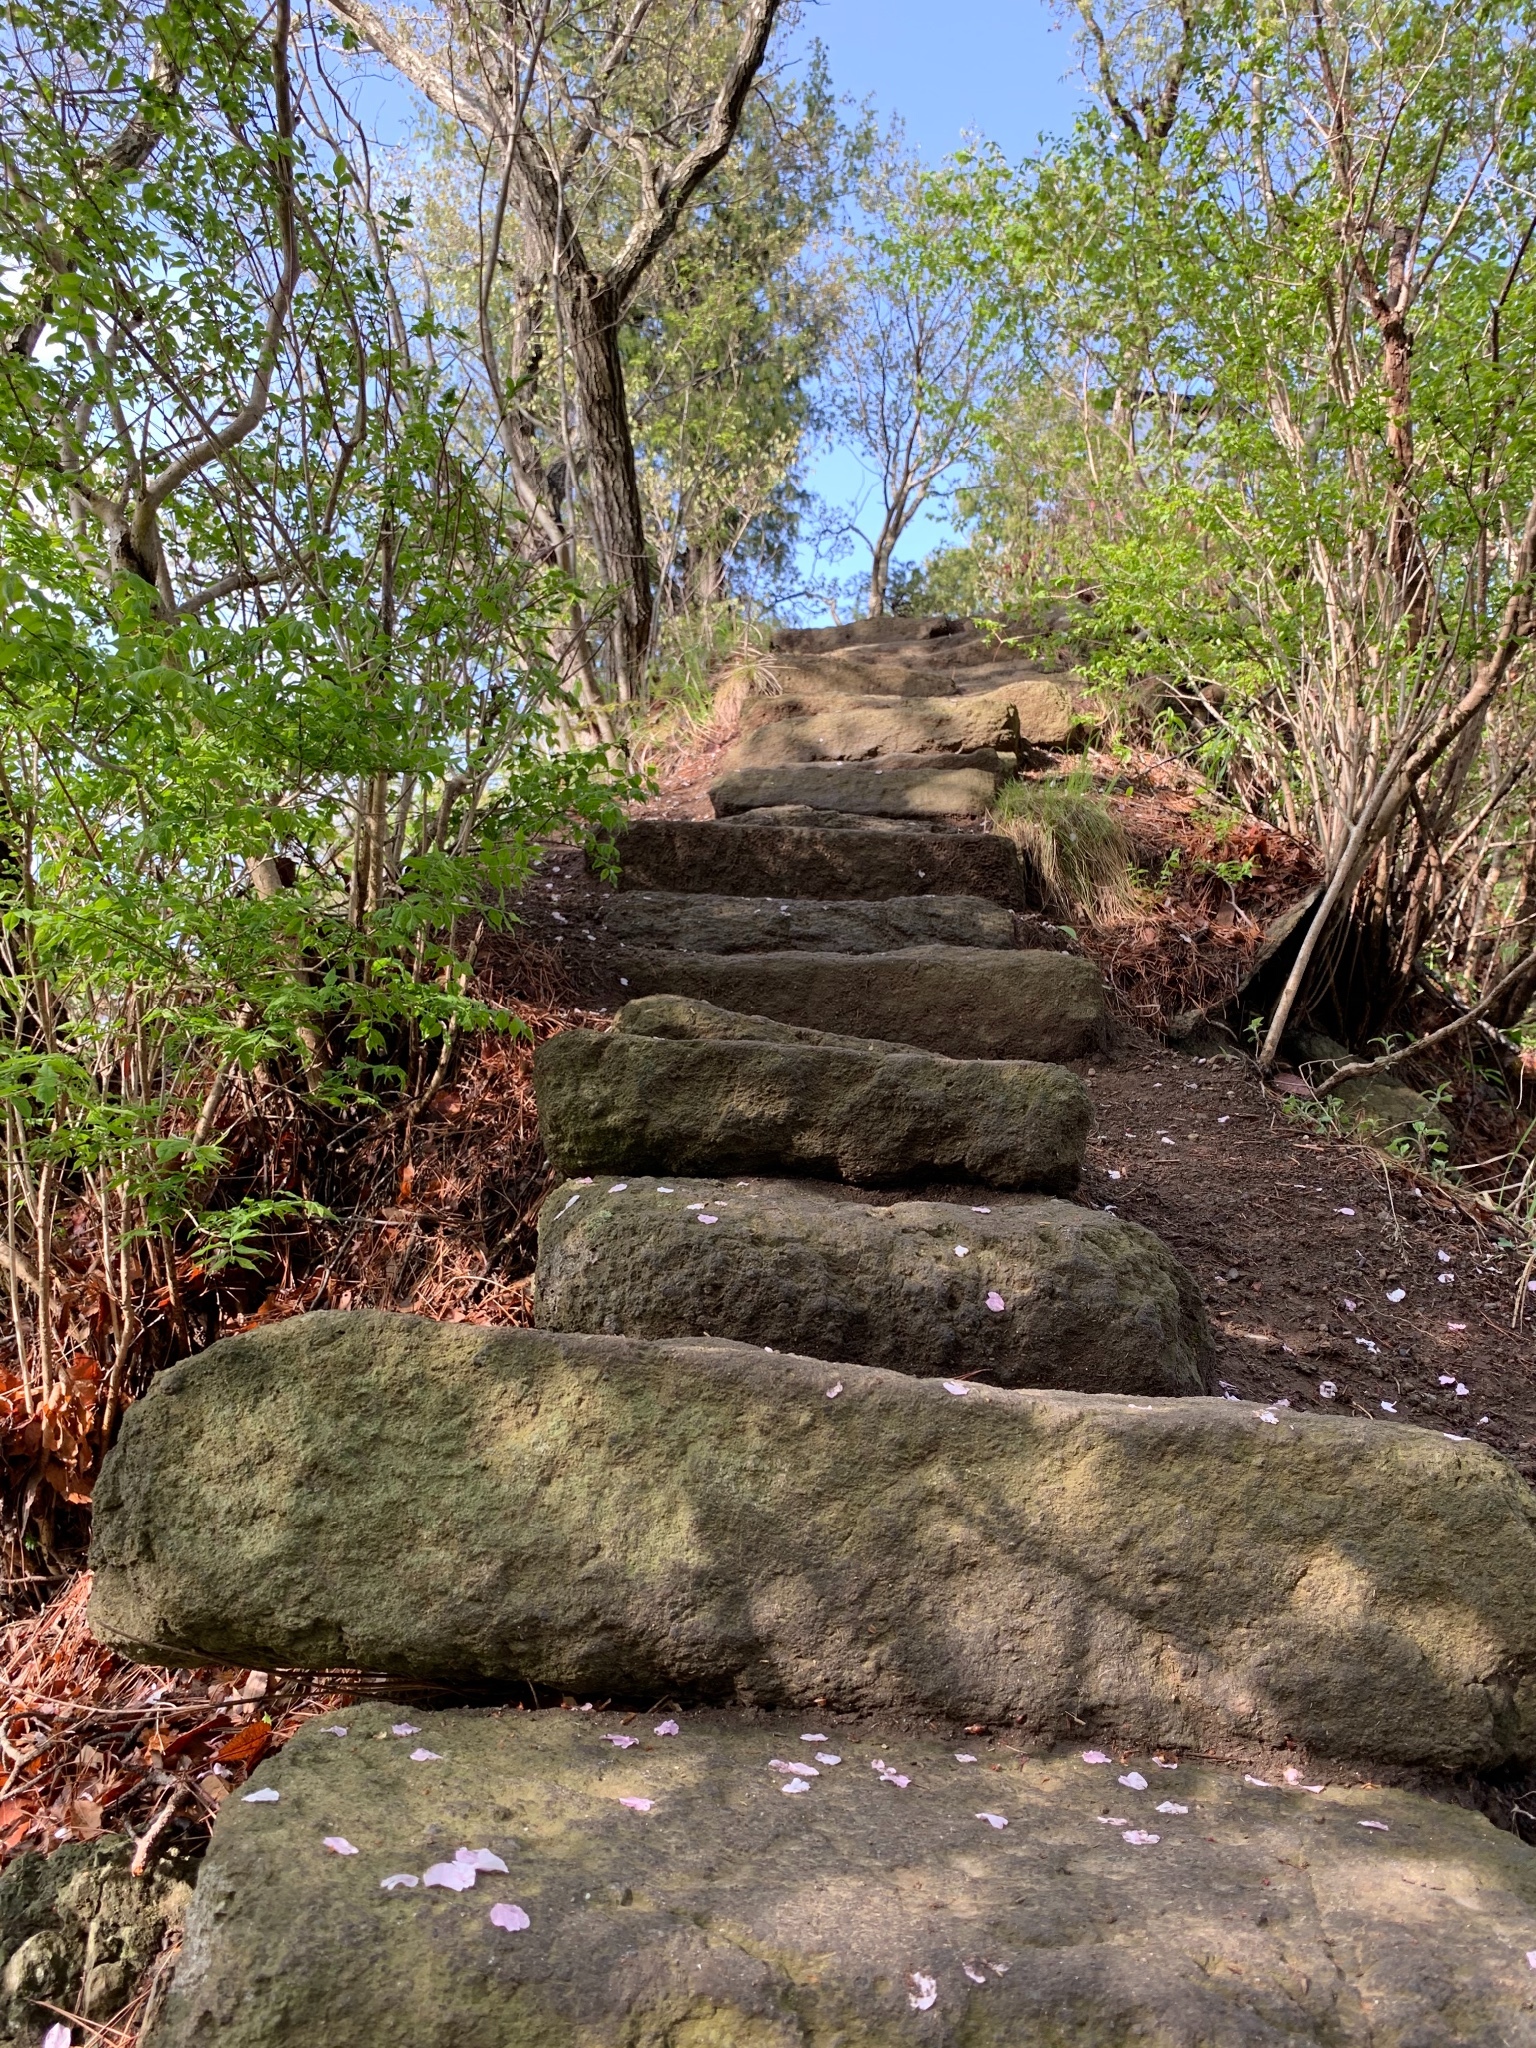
[654,1719,680,1737]
[601,1734,638,1748]
[1155,1801,1188,1815]
[816,1753,841,1766]
[907,1972,938,2012]
[323,1836,359,1856]
[781,1777,811,1794]
[380,1873,418,1890]
[825,1382,843,1398]
[409,1748,443,1762]
[42,2027,73,2048]
[1096,1815,1129,1825]
[1117,1771,1148,1791]
[489,1903,531,1931]
[975,1812,1008,1829]
[1081,1750,1111,1765]
[942,1379,970,1396]
[1122,1829,1160,1845]
[243,1787,279,1803]
[423,1861,476,1890]
[391,1723,420,1736]
[954,1753,977,1763]
[1358,1819,1390,1831]
[619,1797,653,1812]
[985,1292,1006,1312]
[455,1847,508,1872]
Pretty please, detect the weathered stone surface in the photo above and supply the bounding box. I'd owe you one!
[616,945,1109,1061]
[615,991,914,1052]
[1,1835,191,2045]
[533,1027,1091,1187]
[150,1704,1536,2048]
[1294,1031,1455,1147]
[89,1312,1536,1767]
[536,1178,1216,1396]
[744,654,956,698]
[772,613,962,652]
[602,890,1017,954]
[711,755,1008,821]
[732,678,1079,763]
[607,818,1030,904]
[714,805,941,831]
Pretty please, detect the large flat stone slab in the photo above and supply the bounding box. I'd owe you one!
[533,1027,1090,1187]
[535,1177,1216,1396]
[615,945,1108,1060]
[602,890,1017,954]
[711,756,1007,820]
[608,819,1030,904]
[151,1704,1536,2048]
[89,1312,1536,1767]
[732,678,1079,762]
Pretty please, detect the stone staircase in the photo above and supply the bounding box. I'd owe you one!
[63,617,1536,2046]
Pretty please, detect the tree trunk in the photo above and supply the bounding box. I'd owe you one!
[566,279,653,704]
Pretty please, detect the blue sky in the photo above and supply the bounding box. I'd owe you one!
[789,0,1088,604]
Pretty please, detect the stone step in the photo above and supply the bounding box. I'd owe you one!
[88,1312,1536,1770]
[532,1022,1090,1188]
[535,1177,1215,1397]
[772,612,965,651]
[602,890,1018,954]
[730,676,1079,764]
[615,945,1107,1061]
[606,818,1031,904]
[150,1704,1536,2048]
[756,649,1070,697]
[710,754,1008,820]
[714,804,943,831]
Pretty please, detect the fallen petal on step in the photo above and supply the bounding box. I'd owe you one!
[1455,1384,1469,1398]
[323,1837,359,1856]
[655,1720,680,1737]
[390,1723,419,1736]
[1526,1950,1536,1969]
[1097,1816,1129,1826]
[1258,1411,1279,1424]
[907,1973,938,2012]
[985,1292,1006,1312]
[1359,1820,1390,1831]
[782,1778,811,1795]
[942,1380,970,1396]
[816,1754,841,1766]
[963,1962,987,1984]
[608,1184,627,1193]
[455,1848,508,1872]
[1448,1322,1466,1330]
[1153,1759,1179,1770]
[955,1753,977,1763]
[322,1726,348,1737]
[1118,1772,1148,1791]
[825,1382,843,1399]
[1156,1802,1188,1815]
[242,1788,279,1803]
[1081,1751,1111,1765]
[619,1798,653,1812]
[971,1206,991,1213]
[41,2028,72,2048]
[1245,1776,1271,1788]
[601,1735,638,1748]
[1386,1288,1406,1303]
[489,1903,531,1931]
[697,1214,718,1224]
[1122,1830,1159,1845]
[1380,1401,1396,1414]
[1337,1207,1354,1216]
[380,1874,418,1890]
[424,1861,476,1890]
[976,1812,1008,1829]
[410,1749,443,1761]
[954,1245,969,1257]
[800,1734,827,1742]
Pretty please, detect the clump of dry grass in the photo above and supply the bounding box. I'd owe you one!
[992,771,1141,922]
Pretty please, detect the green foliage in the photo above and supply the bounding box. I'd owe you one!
[0,0,635,1424]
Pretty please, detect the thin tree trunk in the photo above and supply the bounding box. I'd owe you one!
[565,279,652,703]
